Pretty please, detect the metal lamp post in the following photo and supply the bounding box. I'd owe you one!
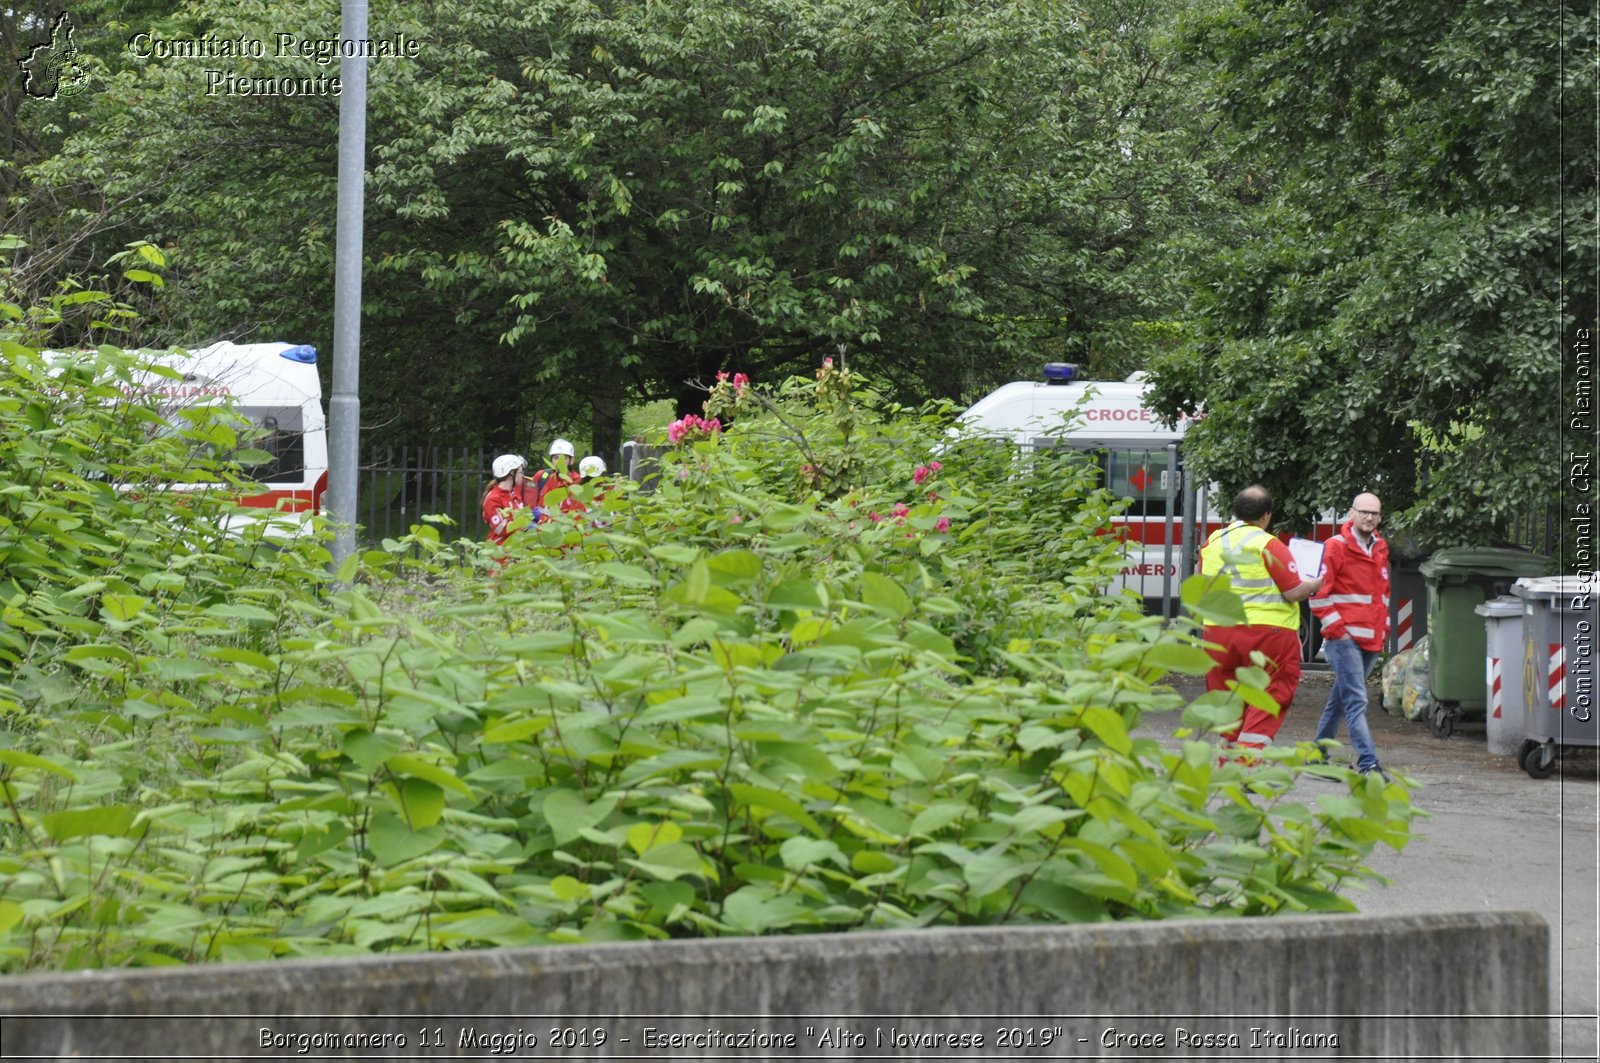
[326,0,367,571]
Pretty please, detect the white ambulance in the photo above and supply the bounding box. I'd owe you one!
[959,363,1215,611]
[119,341,328,534]
[961,363,1347,646]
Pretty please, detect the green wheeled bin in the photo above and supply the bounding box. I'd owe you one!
[1418,547,1550,738]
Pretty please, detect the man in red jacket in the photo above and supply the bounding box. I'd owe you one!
[1310,492,1392,778]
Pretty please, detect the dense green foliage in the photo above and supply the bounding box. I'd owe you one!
[1,329,1413,970]
[14,0,1207,454]
[1145,0,1596,544]
[6,0,1588,543]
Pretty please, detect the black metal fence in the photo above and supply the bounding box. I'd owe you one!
[356,443,666,544]
[359,446,494,543]
[1503,507,1561,557]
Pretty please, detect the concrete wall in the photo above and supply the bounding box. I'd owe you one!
[0,911,1547,1059]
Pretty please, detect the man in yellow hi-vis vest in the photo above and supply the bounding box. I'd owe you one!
[1199,485,1325,753]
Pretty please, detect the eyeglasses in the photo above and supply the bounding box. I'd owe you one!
[1354,509,1382,520]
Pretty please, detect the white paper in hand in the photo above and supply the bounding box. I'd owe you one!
[1288,536,1325,579]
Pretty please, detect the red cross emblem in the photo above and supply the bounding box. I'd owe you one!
[1128,466,1152,492]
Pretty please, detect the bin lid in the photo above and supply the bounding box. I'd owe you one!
[1419,546,1550,578]
[1511,575,1597,602]
[1474,595,1523,618]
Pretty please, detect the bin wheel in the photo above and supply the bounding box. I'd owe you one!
[1428,701,1457,739]
[1520,742,1556,779]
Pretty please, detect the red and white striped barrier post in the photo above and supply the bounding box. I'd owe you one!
[1548,643,1566,713]
[1394,598,1414,652]
[1490,657,1504,719]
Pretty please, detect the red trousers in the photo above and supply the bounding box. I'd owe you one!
[1202,624,1303,748]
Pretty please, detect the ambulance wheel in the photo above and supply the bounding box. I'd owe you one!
[1428,701,1456,739]
[1520,741,1556,779]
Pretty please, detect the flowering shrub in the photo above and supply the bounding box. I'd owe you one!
[666,412,722,444]
[0,336,1414,970]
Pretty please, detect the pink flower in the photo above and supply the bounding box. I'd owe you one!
[935,516,951,532]
[822,357,833,369]
[667,413,721,445]
[716,370,729,383]
[929,461,942,472]
[891,503,909,518]
[729,514,743,524]
[868,511,883,522]
[732,372,749,389]
[913,465,930,486]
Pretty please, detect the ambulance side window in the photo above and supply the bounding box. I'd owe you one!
[235,406,305,483]
[1025,439,1184,516]
[1099,447,1184,517]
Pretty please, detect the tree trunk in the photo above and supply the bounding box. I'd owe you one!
[589,361,624,471]
[673,347,726,417]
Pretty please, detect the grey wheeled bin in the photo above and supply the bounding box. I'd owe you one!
[1474,596,1527,757]
[1418,547,1549,738]
[1511,576,1600,778]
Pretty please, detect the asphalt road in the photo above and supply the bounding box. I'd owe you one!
[1148,669,1599,1062]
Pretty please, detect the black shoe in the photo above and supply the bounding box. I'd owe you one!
[1358,764,1393,783]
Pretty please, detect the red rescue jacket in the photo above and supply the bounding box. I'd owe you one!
[483,483,528,546]
[1310,520,1390,650]
[526,469,577,522]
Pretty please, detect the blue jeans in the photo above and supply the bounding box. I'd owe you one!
[1315,637,1382,771]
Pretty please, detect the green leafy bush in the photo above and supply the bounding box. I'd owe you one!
[0,344,1413,970]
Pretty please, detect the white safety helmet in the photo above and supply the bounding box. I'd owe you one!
[491,453,524,479]
[548,438,576,459]
[579,455,607,478]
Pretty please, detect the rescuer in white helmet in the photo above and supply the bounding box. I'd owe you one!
[528,438,578,519]
[482,453,529,546]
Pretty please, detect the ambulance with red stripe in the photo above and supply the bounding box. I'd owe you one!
[959,364,1214,610]
[121,341,328,536]
[962,364,1349,657]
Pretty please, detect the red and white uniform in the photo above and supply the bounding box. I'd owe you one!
[483,484,528,546]
[559,479,588,517]
[1198,524,1309,749]
[526,469,577,522]
[1310,520,1390,651]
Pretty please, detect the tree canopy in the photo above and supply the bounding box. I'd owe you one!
[1144,0,1596,546]
[5,0,1587,539]
[18,0,1207,459]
